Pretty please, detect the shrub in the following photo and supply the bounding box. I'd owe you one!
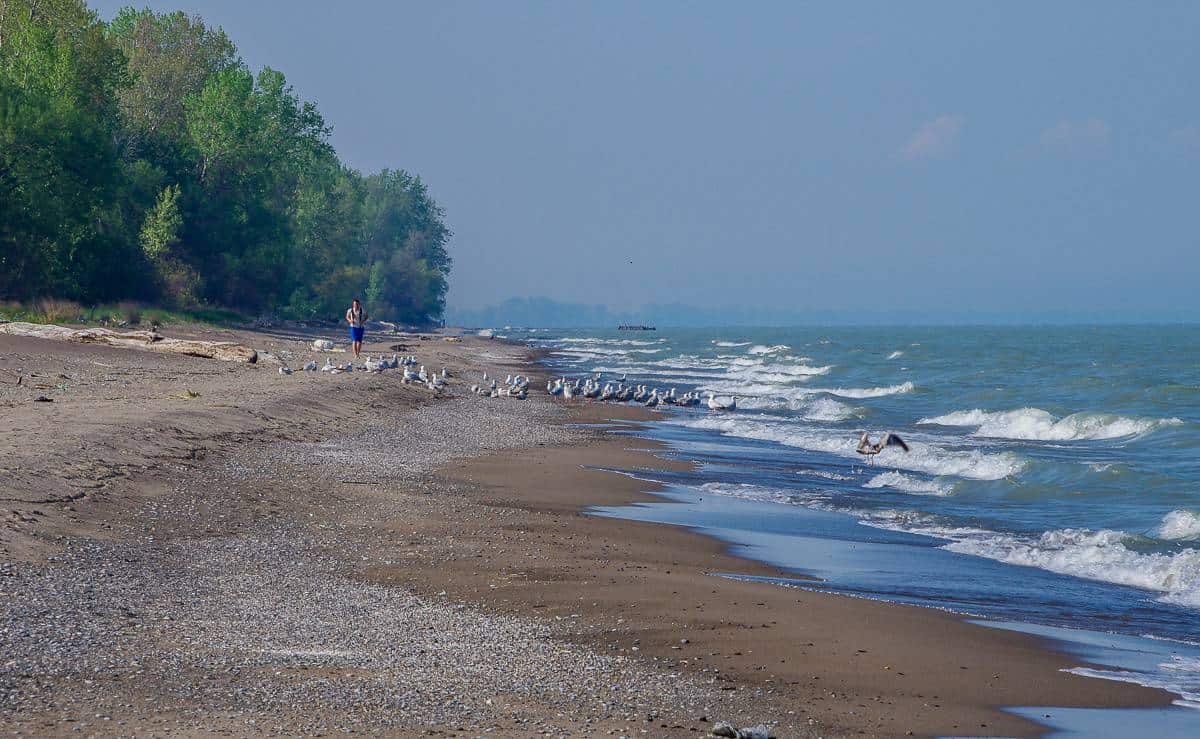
[117,301,142,325]
[34,298,82,325]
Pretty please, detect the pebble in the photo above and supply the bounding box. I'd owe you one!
[0,390,788,735]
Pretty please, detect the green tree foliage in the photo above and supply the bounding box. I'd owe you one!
[139,183,180,259]
[0,2,451,324]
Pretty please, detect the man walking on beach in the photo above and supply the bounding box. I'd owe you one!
[346,298,368,358]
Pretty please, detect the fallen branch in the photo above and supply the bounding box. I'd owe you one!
[0,322,257,363]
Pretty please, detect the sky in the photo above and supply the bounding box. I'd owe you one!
[92,1,1200,321]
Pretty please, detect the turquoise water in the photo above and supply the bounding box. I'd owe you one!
[517,325,1200,714]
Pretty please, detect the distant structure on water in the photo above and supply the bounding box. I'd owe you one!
[618,324,656,331]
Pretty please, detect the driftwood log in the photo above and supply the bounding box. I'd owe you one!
[0,322,258,363]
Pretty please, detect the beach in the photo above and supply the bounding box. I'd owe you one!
[0,325,1173,737]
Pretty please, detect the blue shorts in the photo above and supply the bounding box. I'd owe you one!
[349,326,364,342]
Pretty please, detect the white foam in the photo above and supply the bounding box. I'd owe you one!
[803,397,859,422]
[1068,665,1200,709]
[558,337,662,346]
[942,528,1200,608]
[1157,510,1200,541]
[810,381,915,399]
[864,471,953,497]
[679,416,1024,480]
[887,350,904,360]
[696,481,820,506]
[713,341,750,347]
[796,469,856,481]
[747,344,790,355]
[695,481,1200,613]
[919,407,1183,441]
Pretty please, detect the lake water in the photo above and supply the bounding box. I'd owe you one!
[511,325,1200,721]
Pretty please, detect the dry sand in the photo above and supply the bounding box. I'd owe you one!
[0,323,1172,737]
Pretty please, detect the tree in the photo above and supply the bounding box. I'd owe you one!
[358,169,452,323]
[0,0,138,301]
[0,2,451,321]
[106,6,237,161]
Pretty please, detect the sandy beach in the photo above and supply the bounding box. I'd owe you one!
[0,324,1172,737]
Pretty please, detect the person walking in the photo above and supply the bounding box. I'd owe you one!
[345,298,368,358]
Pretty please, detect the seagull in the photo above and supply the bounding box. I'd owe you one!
[320,358,336,372]
[856,432,911,464]
[278,366,293,376]
[302,360,318,372]
[706,393,737,411]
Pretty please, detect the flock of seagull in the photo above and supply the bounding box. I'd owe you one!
[277,351,742,412]
[278,353,450,391]
[275,344,912,461]
[545,374,738,410]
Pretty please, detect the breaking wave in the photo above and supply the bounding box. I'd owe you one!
[810,381,915,399]
[864,471,954,497]
[747,344,790,355]
[1157,510,1200,542]
[941,528,1200,609]
[918,407,1182,441]
[679,416,1024,480]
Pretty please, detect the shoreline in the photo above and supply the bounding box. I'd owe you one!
[426,394,1174,737]
[0,325,1177,737]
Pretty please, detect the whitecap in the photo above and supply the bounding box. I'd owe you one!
[918,407,1182,441]
[678,416,1024,480]
[1157,510,1200,542]
[713,341,751,347]
[747,344,790,355]
[803,397,859,422]
[887,350,904,360]
[810,381,915,399]
[941,528,1200,609]
[864,471,953,497]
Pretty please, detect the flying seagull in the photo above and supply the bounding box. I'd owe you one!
[856,432,910,463]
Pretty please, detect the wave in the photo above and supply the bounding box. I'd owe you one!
[747,344,790,355]
[696,482,818,506]
[1068,664,1200,710]
[713,341,750,347]
[811,381,915,399]
[803,397,860,422]
[679,416,1024,480]
[797,469,856,481]
[864,471,953,497]
[693,477,1200,609]
[558,337,662,346]
[941,528,1200,609]
[918,407,1182,441]
[1157,510,1200,541]
[735,396,862,421]
[887,350,904,359]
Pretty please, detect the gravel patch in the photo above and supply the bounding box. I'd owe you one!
[1,391,757,736]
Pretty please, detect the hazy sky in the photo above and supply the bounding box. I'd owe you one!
[92,1,1200,319]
